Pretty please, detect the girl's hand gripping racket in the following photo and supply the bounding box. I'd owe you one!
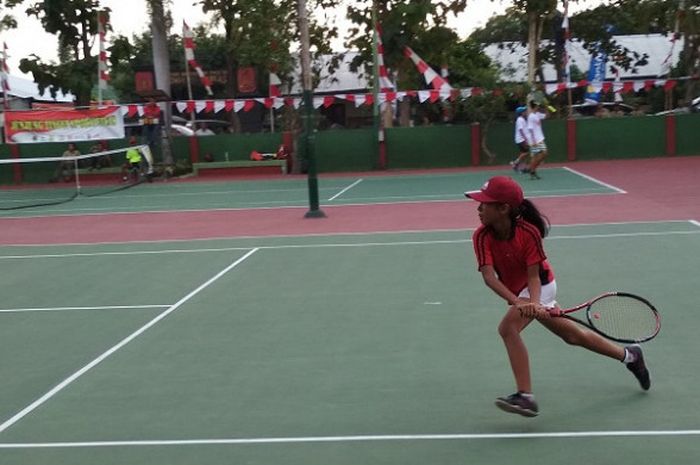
[550,292,661,343]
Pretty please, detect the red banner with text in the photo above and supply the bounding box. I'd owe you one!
[4,107,125,143]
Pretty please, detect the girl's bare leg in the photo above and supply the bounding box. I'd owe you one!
[538,313,625,360]
[498,306,535,392]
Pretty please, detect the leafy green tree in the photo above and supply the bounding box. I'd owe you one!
[0,0,23,31]
[198,0,339,97]
[109,27,228,102]
[469,6,528,44]
[196,0,340,132]
[345,0,467,89]
[19,0,106,105]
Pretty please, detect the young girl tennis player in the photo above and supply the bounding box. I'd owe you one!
[465,176,650,417]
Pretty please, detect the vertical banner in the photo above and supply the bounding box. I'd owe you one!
[584,49,607,103]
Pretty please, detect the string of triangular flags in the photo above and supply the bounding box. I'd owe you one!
[114,76,685,118]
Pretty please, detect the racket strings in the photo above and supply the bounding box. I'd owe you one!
[588,296,659,342]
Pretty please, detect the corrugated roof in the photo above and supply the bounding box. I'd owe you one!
[5,74,74,102]
[483,33,683,82]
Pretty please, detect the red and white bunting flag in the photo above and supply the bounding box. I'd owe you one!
[561,0,572,83]
[614,69,623,102]
[403,46,452,92]
[659,0,685,77]
[269,72,282,97]
[183,21,213,96]
[1,41,10,96]
[441,65,449,79]
[97,11,110,90]
[376,24,394,92]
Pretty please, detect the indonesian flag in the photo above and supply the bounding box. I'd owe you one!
[376,24,394,92]
[183,21,213,96]
[403,46,452,92]
[1,42,9,95]
[97,11,110,89]
[269,71,281,97]
[659,0,684,77]
[562,0,571,83]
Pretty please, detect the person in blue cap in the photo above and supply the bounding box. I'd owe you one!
[510,106,530,173]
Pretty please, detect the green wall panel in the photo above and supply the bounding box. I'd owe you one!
[313,128,376,172]
[197,133,282,162]
[575,116,666,160]
[385,125,471,169]
[674,113,700,156]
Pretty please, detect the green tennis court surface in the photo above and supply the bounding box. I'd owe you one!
[0,166,619,217]
[1,220,698,464]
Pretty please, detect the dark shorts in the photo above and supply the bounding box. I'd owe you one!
[516,142,529,153]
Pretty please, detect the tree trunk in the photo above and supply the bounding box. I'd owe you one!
[527,11,538,85]
[149,0,174,165]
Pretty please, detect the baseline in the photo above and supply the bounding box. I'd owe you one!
[1,429,700,448]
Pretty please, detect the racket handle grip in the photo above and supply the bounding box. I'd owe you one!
[548,308,563,317]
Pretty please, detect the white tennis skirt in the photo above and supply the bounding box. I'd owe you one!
[518,280,558,308]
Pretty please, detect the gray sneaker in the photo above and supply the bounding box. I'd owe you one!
[625,345,651,390]
[495,392,539,417]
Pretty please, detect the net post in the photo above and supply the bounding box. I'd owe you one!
[73,158,82,195]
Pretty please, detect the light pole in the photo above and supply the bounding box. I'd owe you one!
[298,0,325,218]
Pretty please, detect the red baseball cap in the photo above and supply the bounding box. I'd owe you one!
[464,176,524,209]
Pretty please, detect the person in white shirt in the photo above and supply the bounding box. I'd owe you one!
[195,123,215,136]
[526,101,552,180]
[510,106,530,173]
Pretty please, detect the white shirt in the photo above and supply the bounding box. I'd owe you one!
[514,116,528,144]
[527,112,546,144]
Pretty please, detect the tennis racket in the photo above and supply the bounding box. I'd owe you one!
[528,89,557,112]
[549,292,660,343]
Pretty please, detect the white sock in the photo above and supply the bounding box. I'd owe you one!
[622,347,637,364]
[519,392,535,400]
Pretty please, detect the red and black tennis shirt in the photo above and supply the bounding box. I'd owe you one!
[472,219,555,295]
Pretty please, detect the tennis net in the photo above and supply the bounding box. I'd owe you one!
[0,144,154,211]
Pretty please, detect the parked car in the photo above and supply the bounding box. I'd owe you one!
[571,102,635,117]
[654,97,700,116]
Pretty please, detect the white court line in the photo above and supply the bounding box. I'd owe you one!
[0,305,170,314]
[1,429,699,448]
[0,229,698,261]
[0,247,252,260]
[689,220,700,228]
[0,248,259,435]
[0,190,617,219]
[562,166,627,194]
[328,178,363,201]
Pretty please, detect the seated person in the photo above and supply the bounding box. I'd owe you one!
[122,137,143,182]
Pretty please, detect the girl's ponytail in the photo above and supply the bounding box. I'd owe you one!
[517,199,550,238]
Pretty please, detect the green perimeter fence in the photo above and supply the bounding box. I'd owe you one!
[2,113,699,182]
